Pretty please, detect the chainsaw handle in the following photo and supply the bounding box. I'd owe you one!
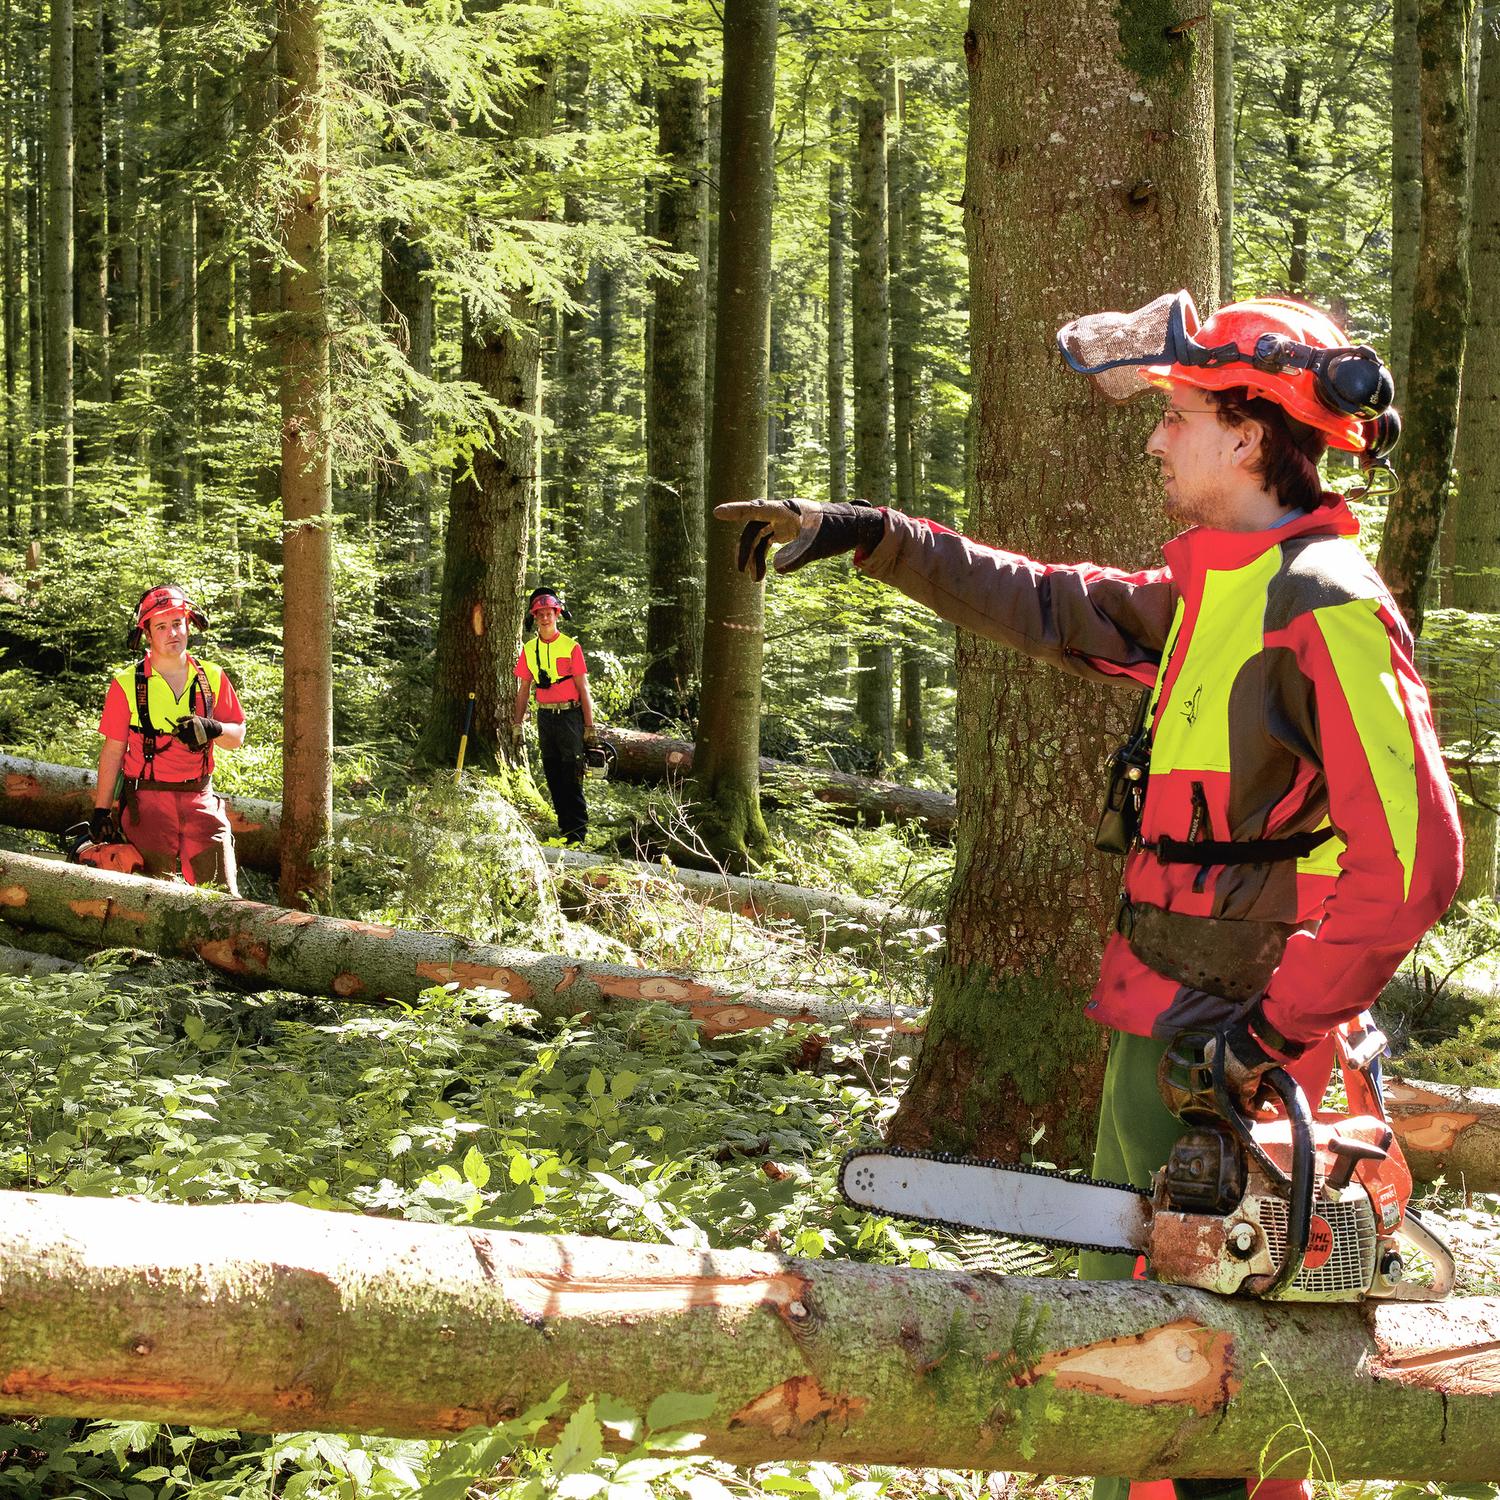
[1210,1049,1315,1296]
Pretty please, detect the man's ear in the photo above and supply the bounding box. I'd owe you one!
[1228,416,1266,471]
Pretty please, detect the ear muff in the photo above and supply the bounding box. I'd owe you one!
[1321,348,1395,419]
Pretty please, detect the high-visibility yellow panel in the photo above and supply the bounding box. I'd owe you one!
[1151,548,1283,776]
[1313,598,1417,899]
[1296,815,1345,879]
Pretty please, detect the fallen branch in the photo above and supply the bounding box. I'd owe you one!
[0,850,921,1040]
[0,754,927,953]
[0,1190,1495,1476]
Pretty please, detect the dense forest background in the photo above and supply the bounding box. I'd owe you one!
[0,0,1499,1494]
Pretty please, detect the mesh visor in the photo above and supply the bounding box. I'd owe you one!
[1056,291,1195,403]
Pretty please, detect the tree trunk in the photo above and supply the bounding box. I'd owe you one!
[1392,0,1423,397]
[691,0,777,866]
[25,74,43,509]
[642,43,708,716]
[1280,58,1310,293]
[104,0,136,399]
[0,849,919,1037]
[852,50,893,771]
[1378,0,1473,633]
[2,0,17,535]
[44,0,73,527]
[1451,5,1500,900]
[277,0,333,908]
[1,1192,1498,1476]
[376,221,435,630]
[157,1,195,523]
[1213,0,1233,299]
[73,0,106,456]
[827,101,847,508]
[888,2,1217,1163]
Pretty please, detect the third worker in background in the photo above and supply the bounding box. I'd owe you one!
[513,586,598,845]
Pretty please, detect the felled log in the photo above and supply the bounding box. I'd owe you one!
[0,1190,1495,1477]
[1383,1076,1500,1194]
[599,727,957,837]
[0,754,925,952]
[0,849,921,1039]
[0,944,75,976]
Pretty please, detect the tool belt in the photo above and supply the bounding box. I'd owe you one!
[126,776,211,794]
[537,700,581,711]
[1117,899,1314,1003]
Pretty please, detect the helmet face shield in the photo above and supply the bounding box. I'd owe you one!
[1057,291,1199,403]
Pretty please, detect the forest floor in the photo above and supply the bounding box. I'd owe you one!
[0,665,1497,1498]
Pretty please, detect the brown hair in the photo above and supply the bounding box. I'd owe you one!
[1209,387,1330,510]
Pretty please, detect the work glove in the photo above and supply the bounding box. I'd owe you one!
[172,714,224,750]
[1214,1005,1305,1105]
[88,807,116,845]
[507,719,526,756]
[583,727,600,749]
[713,498,886,581]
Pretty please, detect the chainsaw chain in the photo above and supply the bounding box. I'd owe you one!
[839,1143,1148,1259]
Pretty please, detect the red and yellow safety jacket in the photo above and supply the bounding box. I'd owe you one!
[857,498,1463,1048]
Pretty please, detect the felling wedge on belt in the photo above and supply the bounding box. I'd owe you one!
[840,1020,1456,1303]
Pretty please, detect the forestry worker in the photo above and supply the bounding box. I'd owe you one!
[717,291,1463,1500]
[93,585,247,894]
[512,586,599,845]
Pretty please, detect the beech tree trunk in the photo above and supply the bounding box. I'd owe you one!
[1450,6,1500,900]
[44,0,73,526]
[2,0,17,533]
[1377,0,1472,631]
[642,43,708,716]
[1,1191,1497,1477]
[1213,0,1234,299]
[852,50,894,771]
[1392,0,1423,397]
[827,101,847,507]
[0,849,920,1039]
[73,0,106,456]
[692,0,777,864]
[887,2,1217,1163]
[277,0,334,908]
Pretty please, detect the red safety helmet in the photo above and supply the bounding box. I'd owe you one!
[528,587,572,620]
[1058,291,1394,455]
[1143,296,1379,452]
[129,584,208,648]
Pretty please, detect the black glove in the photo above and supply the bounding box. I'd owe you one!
[712,498,886,581]
[1217,1004,1305,1103]
[89,807,116,844]
[172,715,224,750]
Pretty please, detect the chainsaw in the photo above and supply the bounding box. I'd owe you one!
[840,1023,1456,1302]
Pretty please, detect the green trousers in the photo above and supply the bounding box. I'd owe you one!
[1080,1033,1251,1500]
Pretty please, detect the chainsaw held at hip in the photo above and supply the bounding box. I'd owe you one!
[840,1024,1455,1302]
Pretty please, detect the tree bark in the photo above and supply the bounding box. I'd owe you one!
[827,101,848,508]
[1450,4,1500,900]
[1383,1074,1500,1191]
[887,2,1217,1163]
[1392,0,1423,398]
[277,0,334,908]
[2,0,17,535]
[0,849,920,1038]
[1377,0,1472,632]
[1,1192,1498,1476]
[157,0,195,522]
[692,0,777,864]
[852,49,894,771]
[642,42,708,716]
[44,0,73,527]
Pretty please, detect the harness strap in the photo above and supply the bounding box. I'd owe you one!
[131,657,217,783]
[1147,827,1334,865]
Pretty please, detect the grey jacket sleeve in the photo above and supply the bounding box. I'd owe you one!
[855,509,1179,686]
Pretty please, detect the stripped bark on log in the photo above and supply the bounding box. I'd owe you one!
[0,754,926,951]
[0,1190,1495,1476]
[1383,1076,1500,1194]
[0,850,921,1039]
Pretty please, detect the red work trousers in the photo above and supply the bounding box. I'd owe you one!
[122,783,240,895]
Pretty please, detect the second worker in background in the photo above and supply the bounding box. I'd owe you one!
[513,586,598,845]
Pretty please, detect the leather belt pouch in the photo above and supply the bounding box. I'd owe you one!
[1119,900,1312,1003]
